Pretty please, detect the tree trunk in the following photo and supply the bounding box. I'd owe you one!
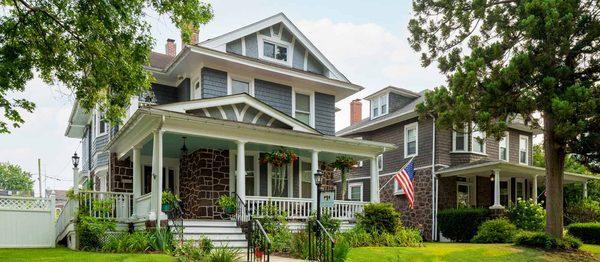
[543,114,566,238]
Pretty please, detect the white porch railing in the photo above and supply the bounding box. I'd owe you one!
[55,198,77,240]
[135,193,152,219]
[324,200,366,221]
[78,191,133,221]
[245,196,366,221]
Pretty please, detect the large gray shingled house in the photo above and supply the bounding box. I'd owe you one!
[60,13,394,248]
[336,86,596,241]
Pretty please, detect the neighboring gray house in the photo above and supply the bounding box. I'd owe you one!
[62,13,393,247]
[336,86,596,241]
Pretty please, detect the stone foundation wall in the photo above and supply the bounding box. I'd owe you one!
[437,176,457,211]
[109,153,133,193]
[179,148,230,219]
[380,169,433,241]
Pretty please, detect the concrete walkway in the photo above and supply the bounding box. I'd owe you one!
[270,255,304,261]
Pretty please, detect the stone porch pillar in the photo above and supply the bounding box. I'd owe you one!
[583,181,588,198]
[370,157,380,203]
[151,129,164,226]
[532,175,538,204]
[490,169,503,209]
[132,146,142,217]
[311,150,319,212]
[236,141,246,203]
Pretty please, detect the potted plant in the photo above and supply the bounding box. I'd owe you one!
[162,191,180,212]
[217,195,237,214]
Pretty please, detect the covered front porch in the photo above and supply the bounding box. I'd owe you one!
[108,106,394,225]
[436,160,597,210]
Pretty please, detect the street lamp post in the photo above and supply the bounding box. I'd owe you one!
[314,170,323,222]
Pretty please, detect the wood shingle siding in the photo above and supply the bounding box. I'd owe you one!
[201,68,228,98]
[315,92,335,135]
[254,79,292,115]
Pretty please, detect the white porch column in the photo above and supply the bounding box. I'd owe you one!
[236,141,246,203]
[132,146,142,217]
[532,175,538,204]
[583,181,588,198]
[311,150,319,212]
[490,169,503,209]
[370,157,380,203]
[72,167,79,194]
[150,130,164,225]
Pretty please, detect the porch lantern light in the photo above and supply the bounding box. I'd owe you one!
[489,171,495,182]
[71,152,80,168]
[314,170,323,187]
[180,137,188,156]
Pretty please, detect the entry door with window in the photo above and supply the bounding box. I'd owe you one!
[142,166,177,195]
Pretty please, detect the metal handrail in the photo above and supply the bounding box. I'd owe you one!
[248,218,271,262]
[316,220,335,244]
[255,219,271,243]
[234,192,248,226]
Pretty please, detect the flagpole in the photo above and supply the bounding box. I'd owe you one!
[378,156,415,192]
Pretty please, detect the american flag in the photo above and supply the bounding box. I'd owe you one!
[394,160,415,208]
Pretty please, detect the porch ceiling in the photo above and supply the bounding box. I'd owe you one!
[436,160,597,183]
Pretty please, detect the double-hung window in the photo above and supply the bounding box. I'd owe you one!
[370,94,388,119]
[499,132,509,161]
[348,183,363,201]
[404,123,418,158]
[263,41,288,62]
[471,125,486,154]
[519,135,529,164]
[453,128,468,151]
[95,111,108,137]
[295,92,311,125]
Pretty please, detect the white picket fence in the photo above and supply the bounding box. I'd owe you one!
[0,195,56,248]
[245,196,366,221]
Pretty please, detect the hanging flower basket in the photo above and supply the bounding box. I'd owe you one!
[261,148,298,196]
[330,156,358,200]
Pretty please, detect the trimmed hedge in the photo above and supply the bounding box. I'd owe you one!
[438,208,488,242]
[356,203,401,234]
[568,222,600,244]
[515,231,582,250]
[471,218,517,243]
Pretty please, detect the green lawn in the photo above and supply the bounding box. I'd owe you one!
[0,247,175,262]
[347,243,600,262]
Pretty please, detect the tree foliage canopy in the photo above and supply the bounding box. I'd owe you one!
[0,162,34,194]
[0,0,213,133]
[409,0,598,169]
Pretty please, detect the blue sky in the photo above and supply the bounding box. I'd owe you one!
[0,1,446,194]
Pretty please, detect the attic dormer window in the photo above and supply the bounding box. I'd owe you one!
[371,94,388,119]
[263,40,287,62]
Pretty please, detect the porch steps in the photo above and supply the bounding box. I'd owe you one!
[170,220,247,249]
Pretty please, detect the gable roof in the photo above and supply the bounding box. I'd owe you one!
[152,93,321,135]
[199,13,349,83]
[364,86,421,100]
[336,91,425,137]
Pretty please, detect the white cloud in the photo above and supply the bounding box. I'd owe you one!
[295,19,445,131]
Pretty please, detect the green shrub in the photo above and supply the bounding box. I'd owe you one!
[506,199,546,231]
[255,204,292,253]
[356,203,401,234]
[290,231,309,259]
[566,199,600,223]
[336,227,372,247]
[515,231,581,250]
[173,237,213,262]
[309,211,341,234]
[568,222,600,244]
[207,247,241,262]
[437,207,488,242]
[333,240,350,262]
[149,228,175,252]
[471,218,517,243]
[76,215,116,250]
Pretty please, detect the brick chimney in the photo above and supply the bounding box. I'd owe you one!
[182,24,199,45]
[165,38,176,57]
[350,99,362,125]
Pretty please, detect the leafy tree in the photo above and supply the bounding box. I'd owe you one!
[0,162,34,195]
[409,0,599,238]
[0,0,213,133]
